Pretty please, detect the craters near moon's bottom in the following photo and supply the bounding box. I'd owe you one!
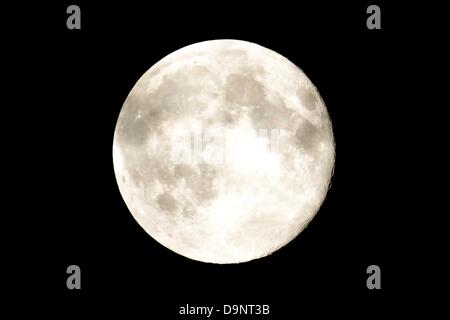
[113,39,335,264]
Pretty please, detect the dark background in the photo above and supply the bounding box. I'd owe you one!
[8,0,436,317]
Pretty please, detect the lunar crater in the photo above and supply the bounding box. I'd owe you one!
[225,73,266,106]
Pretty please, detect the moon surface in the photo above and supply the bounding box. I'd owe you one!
[113,40,335,264]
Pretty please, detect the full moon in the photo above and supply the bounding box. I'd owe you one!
[113,40,335,264]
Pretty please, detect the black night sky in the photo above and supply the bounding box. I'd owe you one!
[6,1,438,317]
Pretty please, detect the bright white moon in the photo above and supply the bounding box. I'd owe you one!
[113,40,335,264]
